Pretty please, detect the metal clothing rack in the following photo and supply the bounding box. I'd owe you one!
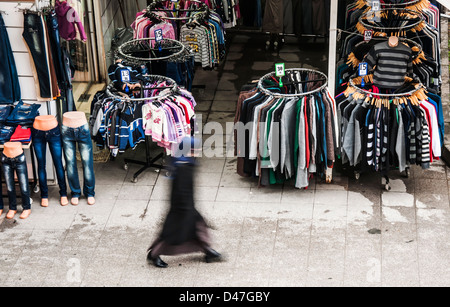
[144,0,213,90]
[105,69,179,182]
[258,68,329,98]
[345,76,429,191]
[255,68,334,185]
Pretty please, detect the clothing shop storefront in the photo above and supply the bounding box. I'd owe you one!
[0,0,449,217]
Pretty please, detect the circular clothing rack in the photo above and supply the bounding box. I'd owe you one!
[105,74,179,102]
[348,76,426,98]
[257,68,329,98]
[145,0,209,21]
[361,0,428,8]
[357,8,426,35]
[116,37,188,64]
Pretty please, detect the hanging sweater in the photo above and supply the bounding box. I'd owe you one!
[55,0,87,41]
[364,41,414,89]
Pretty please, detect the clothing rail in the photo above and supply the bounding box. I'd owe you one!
[348,77,426,98]
[146,0,209,21]
[359,0,428,8]
[105,75,179,102]
[358,8,425,32]
[105,74,180,183]
[258,68,329,98]
[116,38,187,63]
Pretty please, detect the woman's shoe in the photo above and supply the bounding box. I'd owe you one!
[205,249,223,263]
[147,252,168,268]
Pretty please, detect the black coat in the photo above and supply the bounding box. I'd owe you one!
[159,160,206,246]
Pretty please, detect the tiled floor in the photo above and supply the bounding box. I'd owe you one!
[1,33,450,287]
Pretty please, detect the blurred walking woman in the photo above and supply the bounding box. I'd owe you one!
[147,137,222,268]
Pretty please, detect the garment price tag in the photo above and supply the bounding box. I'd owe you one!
[155,29,163,51]
[372,0,380,11]
[121,69,131,82]
[359,63,368,77]
[275,63,285,87]
[155,29,163,43]
[364,30,373,42]
[359,63,368,87]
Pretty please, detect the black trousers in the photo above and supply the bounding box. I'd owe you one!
[22,12,52,99]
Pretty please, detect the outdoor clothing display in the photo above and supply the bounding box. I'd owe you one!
[159,0,241,28]
[61,123,95,199]
[234,69,337,189]
[90,76,197,157]
[337,1,442,93]
[20,9,76,112]
[1,153,31,211]
[133,0,227,70]
[117,35,196,91]
[336,80,443,180]
[32,126,68,200]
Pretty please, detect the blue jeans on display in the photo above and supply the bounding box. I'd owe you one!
[6,101,41,126]
[61,124,95,198]
[1,153,31,211]
[0,14,21,104]
[0,105,14,124]
[0,126,15,144]
[32,126,68,199]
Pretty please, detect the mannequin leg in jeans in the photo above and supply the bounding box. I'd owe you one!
[32,128,69,207]
[62,125,95,205]
[2,154,31,219]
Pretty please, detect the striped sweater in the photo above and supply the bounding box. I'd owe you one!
[365,41,413,89]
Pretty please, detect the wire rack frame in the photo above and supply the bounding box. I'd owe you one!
[363,0,425,8]
[358,8,425,31]
[105,75,179,102]
[116,38,187,63]
[257,68,329,98]
[348,77,426,98]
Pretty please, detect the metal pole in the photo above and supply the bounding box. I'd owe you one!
[328,0,338,98]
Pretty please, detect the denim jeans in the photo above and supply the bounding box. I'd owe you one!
[61,124,95,198]
[6,101,41,126]
[0,13,21,104]
[32,126,68,199]
[0,105,13,124]
[0,125,16,145]
[1,153,31,211]
[22,12,52,99]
